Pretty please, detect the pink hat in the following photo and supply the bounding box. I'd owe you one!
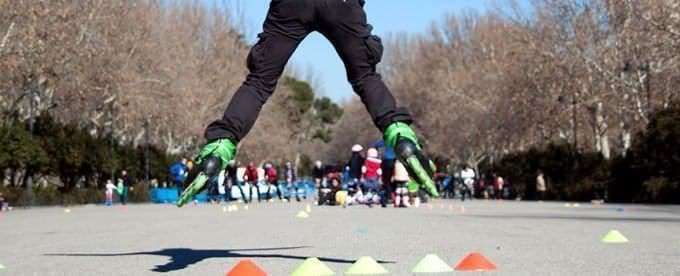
[351,144,363,152]
[367,148,378,158]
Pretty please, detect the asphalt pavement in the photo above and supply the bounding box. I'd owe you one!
[0,199,679,275]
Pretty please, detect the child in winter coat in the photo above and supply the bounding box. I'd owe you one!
[392,160,411,207]
[105,179,116,206]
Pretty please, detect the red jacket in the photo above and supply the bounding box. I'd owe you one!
[363,157,382,179]
[244,166,259,182]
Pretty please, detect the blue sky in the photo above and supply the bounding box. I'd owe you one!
[221,0,497,102]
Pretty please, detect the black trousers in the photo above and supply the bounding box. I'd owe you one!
[205,0,412,142]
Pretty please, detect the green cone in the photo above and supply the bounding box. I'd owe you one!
[291,257,334,276]
[411,254,454,273]
[601,230,629,243]
[345,256,388,275]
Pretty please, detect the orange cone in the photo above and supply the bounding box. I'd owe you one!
[454,252,497,271]
[226,259,267,276]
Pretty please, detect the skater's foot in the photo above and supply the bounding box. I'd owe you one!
[178,139,236,207]
[384,122,438,197]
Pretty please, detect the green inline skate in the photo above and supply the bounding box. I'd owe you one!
[384,122,439,197]
[177,139,236,207]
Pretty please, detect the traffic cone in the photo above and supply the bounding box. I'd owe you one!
[601,230,629,243]
[291,257,334,276]
[296,211,309,219]
[454,252,497,271]
[226,259,267,276]
[345,256,388,275]
[305,204,312,213]
[411,254,453,273]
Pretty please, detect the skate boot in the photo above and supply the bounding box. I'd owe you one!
[384,122,439,197]
[177,139,236,207]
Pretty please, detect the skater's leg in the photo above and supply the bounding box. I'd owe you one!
[318,2,436,197]
[179,2,312,207]
[205,1,312,142]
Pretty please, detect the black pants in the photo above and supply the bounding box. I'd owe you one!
[205,0,412,142]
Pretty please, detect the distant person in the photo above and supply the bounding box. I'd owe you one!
[243,162,261,203]
[284,162,301,202]
[495,173,505,200]
[319,177,342,206]
[104,179,116,206]
[116,178,126,205]
[226,160,247,202]
[264,162,282,201]
[118,170,132,205]
[312,160,325,203]
[460,165,476,200]
[392,160,411,208]
[536,170,547,201]
[380,146,397,206]
[346,144,365,196]
[0,192,7,211]
[362,148,382,194]
[170,158,189,197]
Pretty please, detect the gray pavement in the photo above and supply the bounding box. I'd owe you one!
[0,200,679,275]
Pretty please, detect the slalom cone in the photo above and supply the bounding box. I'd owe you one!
[226,259,267,276]
[0,263,5,269]
[305,204,312,213]
[601,230,629,243]
[291,257,334,276]
[411,254,454,273]
[460,206,465,214]
[64,208,71,213]
[223,206,227,213]
[296,211,309,219]
[244,205,249,210]
[233,205,239,211]
[345,256,388,275]
[454,252,497,271]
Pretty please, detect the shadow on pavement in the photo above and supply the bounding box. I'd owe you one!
[467,213,680,223]
[46,246,394,272]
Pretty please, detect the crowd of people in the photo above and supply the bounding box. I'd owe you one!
[162,142,534,208]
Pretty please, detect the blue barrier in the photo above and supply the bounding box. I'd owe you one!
[150,180,316,203]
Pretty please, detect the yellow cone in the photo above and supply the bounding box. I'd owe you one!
[296,211,309,219]
[601,230,629,243]
[345,256,388,275]
[291,257,334,276]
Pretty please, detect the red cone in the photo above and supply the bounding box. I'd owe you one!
[226,259,267,276]
[454,252,497,271]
